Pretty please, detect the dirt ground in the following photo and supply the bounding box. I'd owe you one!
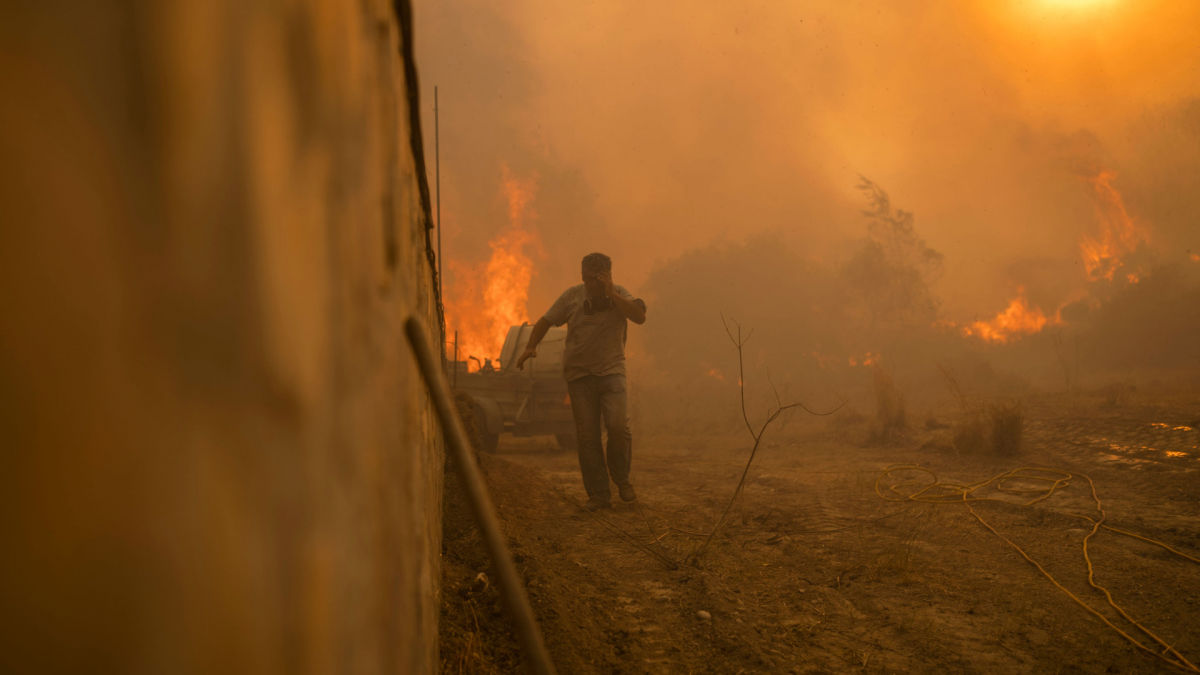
[439,390,1200,673]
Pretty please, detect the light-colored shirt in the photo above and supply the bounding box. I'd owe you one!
[542,284,645,382]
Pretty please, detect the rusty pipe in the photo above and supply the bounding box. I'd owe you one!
[404,316,556,675]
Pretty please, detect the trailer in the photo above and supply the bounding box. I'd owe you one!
[451,324,575,453]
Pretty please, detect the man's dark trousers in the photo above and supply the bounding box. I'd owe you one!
[566,373,631,501]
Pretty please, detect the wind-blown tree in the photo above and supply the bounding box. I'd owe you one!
[842,176,944,336]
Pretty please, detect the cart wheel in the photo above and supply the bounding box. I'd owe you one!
[473,403,500,453]
[555,433,577,452]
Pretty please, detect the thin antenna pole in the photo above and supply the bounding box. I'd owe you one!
[435,86,442,308]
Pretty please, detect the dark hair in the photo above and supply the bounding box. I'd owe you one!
[581,252,612,275]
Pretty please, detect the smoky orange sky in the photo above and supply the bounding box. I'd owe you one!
[415,0,1200,351]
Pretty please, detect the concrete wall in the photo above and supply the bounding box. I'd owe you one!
[0,1,443,672]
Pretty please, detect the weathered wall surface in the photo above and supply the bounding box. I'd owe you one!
[0,1,442,672]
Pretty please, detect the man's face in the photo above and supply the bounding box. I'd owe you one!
[582,269,606,298]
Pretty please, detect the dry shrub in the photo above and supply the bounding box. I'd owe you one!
[988,401,1023,456]
[952,401,1023,455]
[1101,381,1136,407]
[829,406,867,443]
[952,414,987,453]
[924,415,949,430]
[869,365,907,444]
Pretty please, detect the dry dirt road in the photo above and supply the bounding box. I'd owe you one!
[441,393,1200,673]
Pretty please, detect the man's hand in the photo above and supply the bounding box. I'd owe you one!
[517,318,552,369]
[598,273,646,324]
[515,347,537,370]
[594,270,615,298]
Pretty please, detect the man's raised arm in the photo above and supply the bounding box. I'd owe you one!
[611,293,646,324]
[597,271,646,324]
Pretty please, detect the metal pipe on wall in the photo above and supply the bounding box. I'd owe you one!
[404,316,556,675]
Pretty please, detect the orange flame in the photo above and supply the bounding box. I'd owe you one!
[1079,170,1146,282]
[849,352,880,367]
[962,287,1053,343]
[444,167,541,369]
[704,367,726,382]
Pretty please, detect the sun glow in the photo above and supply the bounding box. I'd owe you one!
[1036,0,1118,9]
[1011,0,1123,27]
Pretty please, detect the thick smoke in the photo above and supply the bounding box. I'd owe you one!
[633,180,955,431]
[632,178,1200,432]
[414,1,1200,414]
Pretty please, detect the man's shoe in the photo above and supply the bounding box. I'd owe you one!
[618,483,637,502]
[584,496,611,512]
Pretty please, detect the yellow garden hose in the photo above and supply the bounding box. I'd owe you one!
[876,465,1199,672]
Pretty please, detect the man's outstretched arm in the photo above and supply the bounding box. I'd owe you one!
[515,318,551,370]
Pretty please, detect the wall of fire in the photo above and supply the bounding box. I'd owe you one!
[0,1,443,673]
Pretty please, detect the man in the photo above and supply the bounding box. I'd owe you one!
[516,253,646,511]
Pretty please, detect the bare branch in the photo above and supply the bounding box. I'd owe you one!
[720,313,738,345]
[688,318,844,565]
[779,399,847,417]
[767,371,783,410]
[721,315,756,439]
